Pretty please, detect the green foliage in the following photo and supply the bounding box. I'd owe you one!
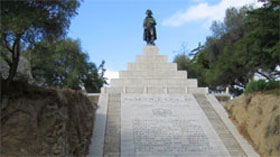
[174,3,280,96]
[29,39,105,92]
[1,0,80,42]
[173,52,208,87]
[84,61,107,93]
[173,53,190,70]
[244,80,280,93]
[0,0,81,84]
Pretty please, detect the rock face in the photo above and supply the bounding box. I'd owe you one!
[0,56,33,82]
[225,92,280,157]
[0,82,95,156]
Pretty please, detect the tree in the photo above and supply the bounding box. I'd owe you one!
[173,53,191,71]
[183,3,279,95]
[173,45,208,87]
[83,61,107,93]
[0,0,81,86]
[174,6,261,95]
[29,39,105,92]
[245,0,280,79]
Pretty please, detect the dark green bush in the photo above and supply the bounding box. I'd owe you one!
[244,79,280,93]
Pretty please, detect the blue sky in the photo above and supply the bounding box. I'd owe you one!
[68,0,260,79]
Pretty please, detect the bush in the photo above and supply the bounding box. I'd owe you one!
[244,79,280,93]
[215,95,231,102]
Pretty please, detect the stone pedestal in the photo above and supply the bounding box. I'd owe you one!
[88,46,259,157]
[101,46,208,94]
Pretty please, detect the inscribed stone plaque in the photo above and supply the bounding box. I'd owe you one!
[121,94,230,157]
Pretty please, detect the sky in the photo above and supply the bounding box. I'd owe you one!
[68,0,261,81]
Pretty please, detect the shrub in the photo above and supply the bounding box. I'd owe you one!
[244,79,280,93]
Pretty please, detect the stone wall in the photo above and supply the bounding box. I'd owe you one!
[0,82,95,156]
[225,92,280,157]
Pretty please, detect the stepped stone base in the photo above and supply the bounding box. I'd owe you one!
[102,46,208,94]
[88,46,258,157]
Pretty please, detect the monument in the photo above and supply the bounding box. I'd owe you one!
[88,10,258,157]
[143,9,157,45]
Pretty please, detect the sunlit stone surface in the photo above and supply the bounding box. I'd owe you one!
[121,94,230,157]
[88,46,259,157]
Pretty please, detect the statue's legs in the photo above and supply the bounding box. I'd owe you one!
[150,39,155,45]
[145,29,155,45]
[150,30,155,45]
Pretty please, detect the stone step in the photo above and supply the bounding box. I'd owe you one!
[135,55,168,63]
[103,86,208,94]
[107,104,120,107]
[108,97,121,100]
[193,94,247,156]
[109,97,119,102]
[127,63,177,71]
[103,94,121,157]
[142,45,159,55]
[110,78,197,87]
[119,70,187,79]
[108,101,120,104]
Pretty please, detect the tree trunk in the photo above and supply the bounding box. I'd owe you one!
[6,41,20,87]
[0,73,2,103]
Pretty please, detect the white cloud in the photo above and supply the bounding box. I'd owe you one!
[104,69,119,85]
[162,0,263,27]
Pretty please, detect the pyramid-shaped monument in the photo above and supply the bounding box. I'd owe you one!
[88,46,258,157]
[102,46,208,94]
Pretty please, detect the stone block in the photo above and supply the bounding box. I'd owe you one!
[127,63,177,71]
[135,55,168,63]
[110,78,198,87]
[188,87,209,94]
[167,87,186,94]
[119,70,187,79]
[126,87,144,93]
[142,45,159,55]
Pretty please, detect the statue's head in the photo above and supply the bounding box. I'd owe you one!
[146,9,152,16]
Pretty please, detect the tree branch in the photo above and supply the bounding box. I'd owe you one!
[256,71,271,80]
[11,36,21,58]
[1,33,13,53]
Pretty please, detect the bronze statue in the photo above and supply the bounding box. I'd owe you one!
[143,9,157,45]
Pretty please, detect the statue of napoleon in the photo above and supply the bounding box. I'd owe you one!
[143,9,157,45]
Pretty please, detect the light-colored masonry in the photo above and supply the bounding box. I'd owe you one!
[88,46,258,157]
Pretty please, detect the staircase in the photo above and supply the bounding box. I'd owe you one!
[88,46,258,157]
[103,94,121,157]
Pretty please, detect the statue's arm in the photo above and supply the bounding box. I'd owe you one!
[153,17,157,25]
[143,20,147,29]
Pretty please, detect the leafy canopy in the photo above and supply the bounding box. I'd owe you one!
[0,0,81,85]
[29,39,106,93]
[174,2,280,96]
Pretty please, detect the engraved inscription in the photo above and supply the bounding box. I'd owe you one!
[152,108,172,117]
[121,94,230,156]
[132,119,210,154]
